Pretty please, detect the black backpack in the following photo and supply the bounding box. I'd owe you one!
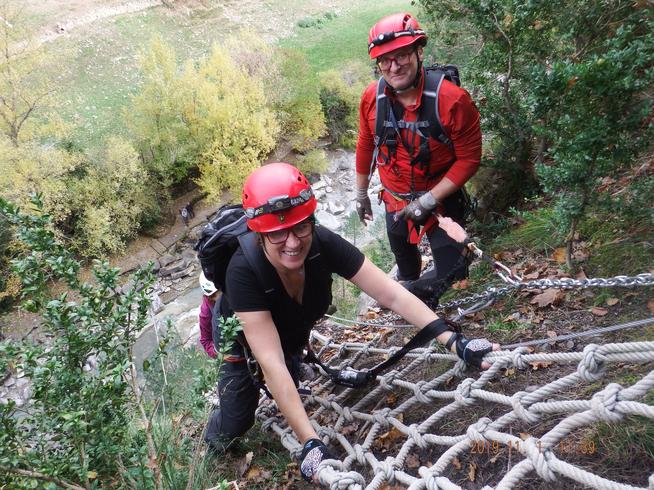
[194,204,249,292]
[373,64,461,171]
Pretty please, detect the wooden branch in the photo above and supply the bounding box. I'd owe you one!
[128,360,163,489]
[0,465,86,490]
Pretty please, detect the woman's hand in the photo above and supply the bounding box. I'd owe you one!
[437,215,468,243]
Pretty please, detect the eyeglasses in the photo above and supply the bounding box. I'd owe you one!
[264,220,314,244]
[377,50,415,70]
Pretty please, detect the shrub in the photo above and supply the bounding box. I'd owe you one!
[318,65,369,148]
[297,149,329,176]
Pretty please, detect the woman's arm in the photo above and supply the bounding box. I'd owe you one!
[199,298,217,358]
[235,310,318,444]
[349,215,498,368]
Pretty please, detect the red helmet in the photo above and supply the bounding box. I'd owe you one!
[242,162,317,233]
[368,12,427,59]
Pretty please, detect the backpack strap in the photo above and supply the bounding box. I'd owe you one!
[237,232,278,295]
[420,69,453,150]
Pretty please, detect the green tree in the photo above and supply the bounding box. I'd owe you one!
[318,63,369,148]
[70,137,159,257]
[129,37,279,199]
[419,0,654,264]
[0,195,161,489]
[0,1,67,146]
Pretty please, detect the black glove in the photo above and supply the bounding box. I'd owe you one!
[395,192,438,225]
[453,334,493,368]
[299,438,333,482]
[356,188,372,224]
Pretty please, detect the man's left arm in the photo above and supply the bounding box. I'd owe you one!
[428,89,481,202]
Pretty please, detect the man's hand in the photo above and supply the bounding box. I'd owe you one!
[300,438,334,482]
[356,188,373,225]
[395,192,438,225]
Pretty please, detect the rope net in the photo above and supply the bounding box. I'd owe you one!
[255,323,654,489]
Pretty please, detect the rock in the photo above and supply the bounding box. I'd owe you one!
[159,254,176,268]
[150,293,165,315]
[0,398,7,405]
[326,186,334,193]
[315,210,340,231]
[170,265,195,280]
[564,340,575,350]
[4,378,15,388]
[322,175,332,185]
[150,259,161,273]
[328,201,345,215]
[160,259,189,277]
[313,180,327,190]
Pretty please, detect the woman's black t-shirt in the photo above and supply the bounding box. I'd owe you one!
[224,226,365,357]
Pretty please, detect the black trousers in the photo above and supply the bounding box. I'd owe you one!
[204,359,259,452]
[385,189,468,283]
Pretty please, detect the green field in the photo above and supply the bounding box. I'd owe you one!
[49,1,413,149]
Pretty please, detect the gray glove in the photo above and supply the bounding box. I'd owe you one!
[356,188,372,225]
[452,334,493,368]
[300,438,334,482]
[395,192,438,225]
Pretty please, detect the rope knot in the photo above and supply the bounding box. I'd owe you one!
[260,418,275,431]
[372,407,392,428]
[466,417,491,442]
[578,344,606,381]
[455,378,475,404]
[511,391,539,424]
[408,424,428,449]
[379,370,398,390]
[341,406,354,422]
[511,347,530,370]
[591,383,624,422]
[413,380,432,404]
[374,458,396,482]
[352,443,366,465]
[522,437,556,481]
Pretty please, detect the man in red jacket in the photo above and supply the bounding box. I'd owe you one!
[356,12,481,300]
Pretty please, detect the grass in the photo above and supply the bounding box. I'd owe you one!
[492,207,561,255]
[48,0,414,150]
[279,0,414,73]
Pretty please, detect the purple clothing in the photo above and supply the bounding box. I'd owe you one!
[199,295,217,358]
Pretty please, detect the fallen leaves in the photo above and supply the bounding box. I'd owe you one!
[375,426,404,452]
[552,247,567,264]
[529,360,554,370]
[606,297,619,306]
[530,288,564,308]
[590,306,609,316]
[467,462,477,482]
[648,299,654,314]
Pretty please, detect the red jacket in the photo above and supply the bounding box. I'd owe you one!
[356,70,481,195]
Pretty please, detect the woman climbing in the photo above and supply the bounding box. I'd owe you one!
[203,162,499,482]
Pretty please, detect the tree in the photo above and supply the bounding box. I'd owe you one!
[129,36,279,198]
[0,1,62,146]
[0,195,160,489]
[70,137,159,256]
[419,0,654,265]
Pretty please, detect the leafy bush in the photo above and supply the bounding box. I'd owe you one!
[318,64,370,148]
[419,0,654,265]
[130,36,279,201]
[0,195,159,488]
[297,148,329,176]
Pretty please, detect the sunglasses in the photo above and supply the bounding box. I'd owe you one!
[264,220,314,244]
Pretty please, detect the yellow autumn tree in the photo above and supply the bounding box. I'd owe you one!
[184,45,279,200]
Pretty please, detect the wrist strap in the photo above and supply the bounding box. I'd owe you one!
[356,188,369,200]
[445,332,460,351]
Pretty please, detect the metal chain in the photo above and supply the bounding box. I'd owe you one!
[437,273,654,311]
